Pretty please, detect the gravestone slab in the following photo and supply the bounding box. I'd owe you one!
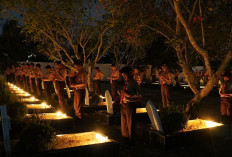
[105,90,113,114]
[146,100,163,133]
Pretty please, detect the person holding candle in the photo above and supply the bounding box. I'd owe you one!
[5,66,11,82]
[24,63,31,91]
[15,65,22,87]
[107,64,119,101]
[35,64,43,98]
[219,72,232,125]
[159,64,172,108]
[70,60,88,119]
[42,65,55,103]
[29,63,37,95]
[133,67,143,87]
[93,67,104,95]
[119,66,141,150]
[54,61,67,112]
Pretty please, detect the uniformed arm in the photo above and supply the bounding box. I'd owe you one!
[108,71,119,80]
[71,72,88,89]
[160,73,172,84]
[100,72,105,80]
[56,69,67,81]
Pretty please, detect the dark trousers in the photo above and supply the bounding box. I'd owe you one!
[44,81,53,102]
[22,75,26,89]
[121,102,136,145]
[161,84,171,108]
[36,78,43,97]
[221,97,232,124]
[221,97,232,116]
[15,76,21,87]
[55,81,66,111]
[30,78,37,95]
[111,80,118,101]
[94,80,101,95]
[6,75,10,82]
[73,89,86,119]
[25,76,30,91]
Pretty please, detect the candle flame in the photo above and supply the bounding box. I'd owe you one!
[96,133,108,142]
[56,111,67,118]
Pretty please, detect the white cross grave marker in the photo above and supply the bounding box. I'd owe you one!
[146,100,164,133]
[105,90,113,114]
[0,105,11,157]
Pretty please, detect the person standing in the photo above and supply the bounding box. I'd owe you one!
[70,60,88,119]
[119,66,141,150]
[219,72,232,124]
[107,64,119,101]
[174,69,181,87]
[133,67,143,87]
[24,63,31,91]
[20,63,26,89]
[29,63,37,95]
[54,61,67,112]
[15,65,22,87]
[93,67,104,95]
[159,64,172,108]
[35,64,43,98]
[10,65,16,84]
[42,65,55,103]
[5,66,11,82]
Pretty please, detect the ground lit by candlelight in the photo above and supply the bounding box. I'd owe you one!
[183,119,223,132]
[136,108,147,113]
[26,102,52,110]
[52,132,110,149]
[21,96,40,102]
[27,111,72,120]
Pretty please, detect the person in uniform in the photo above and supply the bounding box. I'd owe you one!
[93,67,104,95]
[174,69,180,87]
[159,64,172,108]
[42,65,55,103]
[133,67,143,87]
[20,63,26,89]
[70,60,88,119]
[5,66,11,82]
[24,63,31,91]
[67,68,76,87]
[9,65,16,83]
[35,64,43,98]
[119,66,141,150]
[29,63,37,95]
[219,72,232,124]
[15,65,22,87]
[107,64,119,101]
[54,61,67,112]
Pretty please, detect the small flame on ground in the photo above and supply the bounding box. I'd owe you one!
[41,102,47,106]
[56,111,67,118]
[96,133,108,142]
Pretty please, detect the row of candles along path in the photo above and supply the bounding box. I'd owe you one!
[7,82,223,135]
[6,82,110,145]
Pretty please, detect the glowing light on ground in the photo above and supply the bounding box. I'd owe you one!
[53,132,111,149]
[183,119,223,132]
[136,108,147,113]
[27,112,71,120]
[96,133,108,142]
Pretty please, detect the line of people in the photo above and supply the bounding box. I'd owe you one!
[5,62,143,150]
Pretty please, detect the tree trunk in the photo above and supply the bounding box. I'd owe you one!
[87,59,94,92]
[185,74,218,114]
